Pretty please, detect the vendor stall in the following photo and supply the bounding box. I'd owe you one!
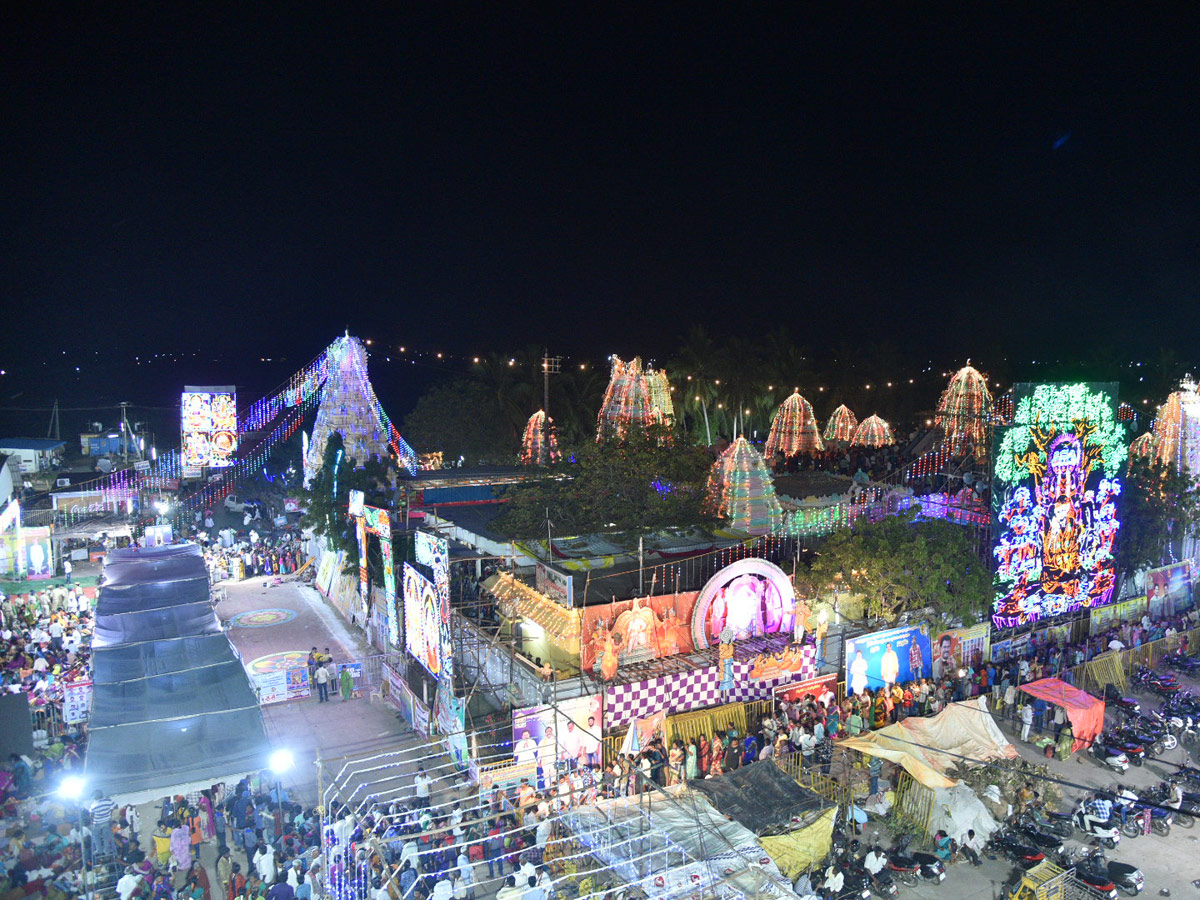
[1019,677,1104,753]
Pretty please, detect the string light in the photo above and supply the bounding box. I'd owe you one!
[595,356,674,444]
[934,363,993,453]
[1151,377,1200,473]
[851,414,895,448]
[702,437,782,535]
[519,410,561,466]
[763,390,823,459]
[822,404,858,445]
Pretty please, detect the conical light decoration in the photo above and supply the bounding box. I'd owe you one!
[823,404,858,444]
[1151,378,1200,474]
[519,410,560,466]
[303,334,399,485]
[596,356,674,444]
[935,363,993,451]
[764,390,824,458]
[1128,431,1157,463]
[703,436,782,535]
[852,414,895,448]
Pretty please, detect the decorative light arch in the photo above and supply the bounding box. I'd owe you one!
[690,557,796,650]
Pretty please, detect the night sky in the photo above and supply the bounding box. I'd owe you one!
[3,7,1199,396]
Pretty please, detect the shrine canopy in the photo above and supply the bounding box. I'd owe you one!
[1019,678,1103,753]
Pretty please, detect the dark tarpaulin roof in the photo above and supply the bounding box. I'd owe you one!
[102,543,207,587]
[92,601,222,648]
[85,707,270,803]
[97,576,211,614]
[88,660,258,728]
[688,760,827,835]
[92,634,239,683]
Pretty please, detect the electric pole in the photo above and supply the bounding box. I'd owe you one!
[541,350,561,417]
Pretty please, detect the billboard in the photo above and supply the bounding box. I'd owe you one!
[512,695,604,770]
[536,561,575,606]
[403,563,442,677]
[1146,562,1192,618]
[581,591,700,675]
[773,673,838,708]
[931,623,991,683]
[414,531,452,683]
[992,383,1125,628]
[181,386,238,468]
[845,625,931,695]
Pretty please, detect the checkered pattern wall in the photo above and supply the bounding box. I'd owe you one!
[603,647,817,730]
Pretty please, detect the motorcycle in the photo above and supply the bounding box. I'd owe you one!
[1160,651,1200,674]
[1071,803,1122,848]
[849,858,898,900]
[1089,737,1131,773]
[1101,732,1145,766]
[987,829,1045,870]
[821,863,872,900]
[1103,684,1141,717]
[1109,724,1166,758]
[1076,846,1145,897]
[1027,805,1074,839]
[1012,818,1066,859]
[890,836,945,883]
[1141,782,1196,826]
[1118,802,1172,838]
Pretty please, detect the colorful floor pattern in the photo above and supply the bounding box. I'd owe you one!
[229,608,297,628]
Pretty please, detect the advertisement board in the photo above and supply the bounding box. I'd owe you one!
[581,591,699,675]
[181,385,238,468]
[414,531,452,681]
[535,561,575,606]
[435,683,469,771]
[773,673,838,708]
[403,563,442,677]
[512,695,603,769]
[845,625,931,695]
[931,623,991,683]
[1146,562,1192,617]
[1091,596,1148,635]
[992,383,1124,628]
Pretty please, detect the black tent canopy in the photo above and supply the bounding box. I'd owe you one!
[92,634,239,683]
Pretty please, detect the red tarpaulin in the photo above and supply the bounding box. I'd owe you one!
[1020,677,1104,753]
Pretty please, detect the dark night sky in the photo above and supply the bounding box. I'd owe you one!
[3,6,1199,381]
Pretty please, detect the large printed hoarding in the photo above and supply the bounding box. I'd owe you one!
[931,623,991,683]
[414,531,452,682]
[992,383,1125,628]
[845,625,931,695]
[773,673,838,707]
[403,563,442,677]
[512,695,603,769]
[1146,562,1193,618]
[181,386,238,468]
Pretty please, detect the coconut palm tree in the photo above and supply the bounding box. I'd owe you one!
[670,326,721,446]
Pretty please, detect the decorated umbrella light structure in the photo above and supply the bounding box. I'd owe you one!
[1151,377,1200,474]
[823,404,858,444]
[1128,431,1157,463]
[702,436,782,535]
[764,390,824,459]
[934,363,993,452]
[519,410,560,466]
[851,414,895,448]
[596,356,674,444]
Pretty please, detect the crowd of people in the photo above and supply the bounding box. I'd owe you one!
[200,534,306,583]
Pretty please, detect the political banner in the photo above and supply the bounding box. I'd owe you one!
[62,680,93,724]
[931,623,991,683]
[773,673,837,707]
[845,625,931,695]
[1146,562,1192,618]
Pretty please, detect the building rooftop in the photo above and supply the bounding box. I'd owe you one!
[0,438,67,451]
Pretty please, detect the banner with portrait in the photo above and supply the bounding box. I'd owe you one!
[1146,562,1192,618]
[580,592,699,676]
[512,695,603,770]
[773,673,838,708]
[845,625,931,695]
[930,623,991,683]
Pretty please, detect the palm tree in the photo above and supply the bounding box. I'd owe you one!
[670,326,721,446]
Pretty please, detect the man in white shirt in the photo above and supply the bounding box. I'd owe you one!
[1108,638,1126,652]
[515,730,538,764]
[863,847,887,878]
[959,829,983,866]
[413,767,432,808]
[559,721,582,769]
[116,867,143,900]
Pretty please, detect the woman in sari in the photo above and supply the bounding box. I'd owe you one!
[698,735,711,774]
[170,819,192,871]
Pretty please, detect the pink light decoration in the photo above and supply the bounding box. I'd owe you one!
[1128,431,1157,463]
[764,390,824,459]
[823,404,858,444]
[852,414,895,448]
[519,410,560,466]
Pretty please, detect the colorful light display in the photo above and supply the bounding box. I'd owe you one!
[934,364,993,452]
[1151,378,1200,475]
[702,437,782,535]
[763,390,824,459]
[823,404,858,444]
[992,382,1125,628]
[519,410,560,466]
[181,386,238,467]
[851,414,895,448]
[414,531,453,685]
[350,496,398,648]
[596,356,674,443]
[1128,431,1157,463]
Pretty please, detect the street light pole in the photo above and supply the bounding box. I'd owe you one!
[58,775,90,900]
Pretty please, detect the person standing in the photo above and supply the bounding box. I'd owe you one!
[63,558,73,584]
[1020,702,1034,742]
[314,663,330,703]
[339,665,354,701]
[413,766,432,809]
[89,790,119,859]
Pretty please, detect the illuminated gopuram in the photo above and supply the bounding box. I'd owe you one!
[596,356,674,443]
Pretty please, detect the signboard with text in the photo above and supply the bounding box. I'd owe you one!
[536,561,575,606]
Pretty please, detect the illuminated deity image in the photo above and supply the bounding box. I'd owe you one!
[994,404,1122,627]
[708,572,789,642]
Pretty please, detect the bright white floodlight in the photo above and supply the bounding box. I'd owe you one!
[59,775,86,800]
[268,749,295,775]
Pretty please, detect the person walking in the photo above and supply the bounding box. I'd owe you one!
[1020,701,1033,742]
[314,663,330,702]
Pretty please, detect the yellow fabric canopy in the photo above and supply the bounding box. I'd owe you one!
[759,807,837,878]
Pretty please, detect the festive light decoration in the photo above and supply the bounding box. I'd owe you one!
[992,382,1125,629]
[1128,431,1157,463]
[934,363,993,452]
[702,437,782,535]
[763,390,824,459]
[1151,377,1200,475]
[520,410,561,466]
[823,404,858,444]
[851,414,895,448]
[350,496,398,648]
[779,487,987,538]
[596,356,674,443]
[304,334,411,485]
[993,392,1014,424]
[1117,402,1136,423]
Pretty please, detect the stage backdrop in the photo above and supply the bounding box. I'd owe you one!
[580,592,699,674]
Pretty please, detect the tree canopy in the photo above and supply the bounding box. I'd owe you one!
[302,432,396,570]
[807,511,991,627]
[402,378,519,465]
[493,426,713,538]
[1117,455,1200,574]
